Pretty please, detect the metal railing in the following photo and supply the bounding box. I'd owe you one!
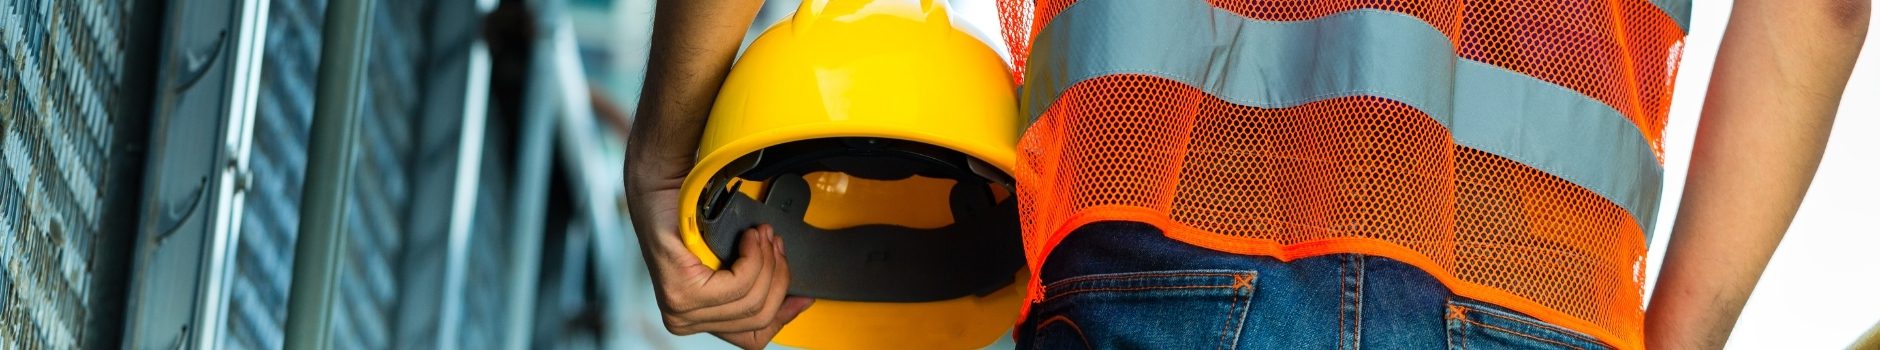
[282,0,376,348]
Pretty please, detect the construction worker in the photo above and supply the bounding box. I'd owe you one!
[625,1,1869,349]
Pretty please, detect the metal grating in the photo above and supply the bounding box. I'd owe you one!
[0,0,135,348]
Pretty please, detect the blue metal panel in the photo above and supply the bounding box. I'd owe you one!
[227,0,440,348]
[231,1,518,348]
[0,0,136,347]
[226,0,324,347]
[463,136,515,349]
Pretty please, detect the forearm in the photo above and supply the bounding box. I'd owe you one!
[1645,0,1869,348]
[627,0,765,191]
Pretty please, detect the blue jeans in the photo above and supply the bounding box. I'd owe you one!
[1015,222,1613,349]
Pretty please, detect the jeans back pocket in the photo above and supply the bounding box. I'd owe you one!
[1444,298,1612,350]
[1023,270,1258,350]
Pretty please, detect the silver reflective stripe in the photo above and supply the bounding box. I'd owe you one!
[1024,2,1459,125]
[1452,60,1663,233]
[1025,0,1663,233]
[1649,0,1692,32]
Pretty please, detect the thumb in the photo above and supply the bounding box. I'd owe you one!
[775,296,814,325]
[722,297,815,350]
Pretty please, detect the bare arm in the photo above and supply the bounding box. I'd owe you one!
[1645,0,1870,348]
[629,0,764,187]
[625,1,812,349]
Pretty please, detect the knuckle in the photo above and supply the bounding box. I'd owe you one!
[697,291,733,307]
[655,282,682,297]
[661,318,692,335]
[753,304,779,322]
[660,295,693,310]
[729,317,768,333]
[741,301,766,318]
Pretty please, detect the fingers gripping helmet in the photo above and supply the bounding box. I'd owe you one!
[674,0,1026,348]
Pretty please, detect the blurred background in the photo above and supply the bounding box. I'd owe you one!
[0,0,1872,349]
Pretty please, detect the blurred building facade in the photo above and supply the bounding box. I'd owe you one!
[226,0,439,348]
[1,0,635,348]
[0,0,1015,348]
[0,0,142,347]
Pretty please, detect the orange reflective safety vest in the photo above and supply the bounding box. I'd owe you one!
[995,0,1690,348]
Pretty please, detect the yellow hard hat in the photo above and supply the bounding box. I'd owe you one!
[674,0,1025,349]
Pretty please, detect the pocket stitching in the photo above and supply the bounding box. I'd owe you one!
[1222,275,1256,350]
[1446,317,1458,350]
[1454,303,1602,345]
[1461,318,1469,350]
[1214,291,1237,350]
[1045,271,1245,291]
[1459,319,1585,350]
[1042,284,1237,304]
[1034,315,1093,350]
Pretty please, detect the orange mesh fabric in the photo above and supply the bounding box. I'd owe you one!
[1452,147,1649,345]
[1205,0,1464,37]
[995,0,1036,83]
[1018,74,1650,348]
[1456,0,1665,157]
[1618,0,1688,154]
[1001,0,1469,82]
[1000,0,1690,156]
[1000,0,1688,349]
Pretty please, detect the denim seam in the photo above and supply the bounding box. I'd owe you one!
[1032,315,1092,350]
[1356,255,1366,348]
[1339,257,1350,350]
[1444,308,1457,350]
[1353,254,1368,350]
[1045,271,1244,291]
[1459,319,1585,350]
[1227,272,1255,350]
[1461,318,1470,350]
[1444,324,1453,350]
[1215,291,1235,350]
[1041,285,1237,304]
[1454,303,1602,345]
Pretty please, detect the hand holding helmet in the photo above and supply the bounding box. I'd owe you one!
[632,0,1025,348]
[626,164,812,348]
[624,0,809,348]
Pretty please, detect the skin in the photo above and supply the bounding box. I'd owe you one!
[625,1,805,349]
[624,0,1871,348]
[1645,0,1870,349]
